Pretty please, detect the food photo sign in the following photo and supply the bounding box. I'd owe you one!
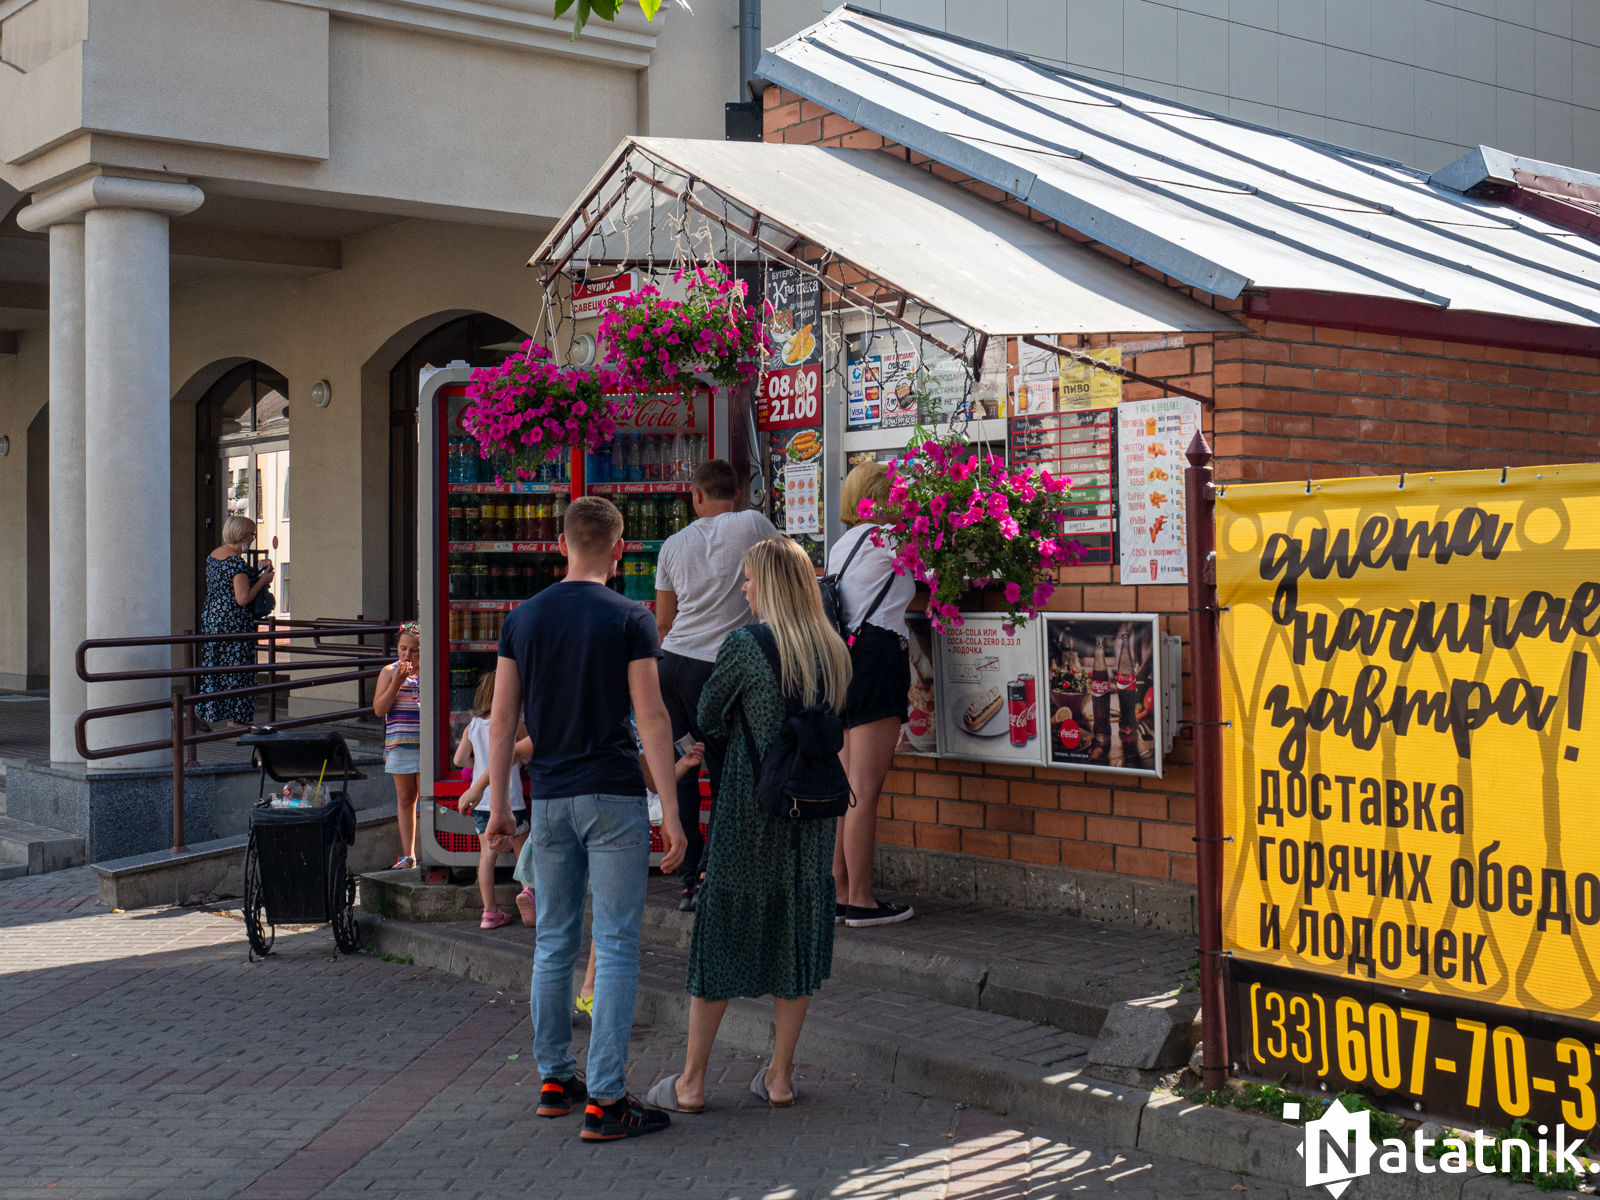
[758,268,822,432]
[1117,397,1200,585]
[1043,614,1163,778]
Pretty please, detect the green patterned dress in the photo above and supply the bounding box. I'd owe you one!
[687,626,836,1003]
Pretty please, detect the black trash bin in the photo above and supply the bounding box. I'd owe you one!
[238,729,365,957]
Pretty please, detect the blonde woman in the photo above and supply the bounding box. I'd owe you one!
[196,514,274,729]
[648,538,852,1113]
[827,461,916,927]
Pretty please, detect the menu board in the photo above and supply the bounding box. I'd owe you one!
[1009,409,1115,566]
[1042,614,1162,778]
[758,269,822,432]
[768,427,824,566]
[933,616,1045,765]
[1116,397,1200,585]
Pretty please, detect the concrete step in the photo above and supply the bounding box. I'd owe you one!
[638,876,1190,1036]
[0,815,87,875]
[0,859,27,881]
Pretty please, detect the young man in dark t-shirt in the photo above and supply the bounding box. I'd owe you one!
[486,496,686,1141]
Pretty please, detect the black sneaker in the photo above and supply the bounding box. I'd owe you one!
[835,902,846,925]
[679,881,696,912]
[580,1094,672,1141]
[537,1073,587,1118]
[844,900,915,928]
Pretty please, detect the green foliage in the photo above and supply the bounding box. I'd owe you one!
[376,952,413,964]
[556,0,685,41]
[1179,956,1200,994]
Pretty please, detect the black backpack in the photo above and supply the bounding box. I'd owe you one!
[819,529,896,646]
[737,625,853,849]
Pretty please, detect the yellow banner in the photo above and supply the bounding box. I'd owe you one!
[1217,465,1600,1020]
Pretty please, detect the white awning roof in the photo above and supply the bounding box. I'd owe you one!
[532,136,1244,339]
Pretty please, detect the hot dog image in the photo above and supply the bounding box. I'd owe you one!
[962,687,1003,732]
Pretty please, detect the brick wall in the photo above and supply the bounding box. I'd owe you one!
[762,85,1600,896]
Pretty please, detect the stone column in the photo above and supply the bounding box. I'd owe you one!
[44,225,86,763]
[20,177,203,769]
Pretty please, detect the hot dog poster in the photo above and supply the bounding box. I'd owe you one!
[1117,397,1200,585]
[933,616,1046,766]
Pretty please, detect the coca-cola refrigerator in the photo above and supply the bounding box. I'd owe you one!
[415,370,729,869]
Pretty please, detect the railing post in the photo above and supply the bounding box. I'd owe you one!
[1185,432,1228,1091]
[267,614,278,725]
[171,692,187,854]
[183,630,199,766]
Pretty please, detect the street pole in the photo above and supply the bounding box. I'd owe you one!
[1184,431,1228,1091]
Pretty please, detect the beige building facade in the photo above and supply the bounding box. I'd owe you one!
[0,0,739,763]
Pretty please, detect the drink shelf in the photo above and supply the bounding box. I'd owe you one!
[448,640,502,652]
[448,482,572,495]
[448,541,561,553]
[450,600,518,611]
[623,541,664,551]
[587,482,692,495]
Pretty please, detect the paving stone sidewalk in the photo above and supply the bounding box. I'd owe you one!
[0,867,1295,1200]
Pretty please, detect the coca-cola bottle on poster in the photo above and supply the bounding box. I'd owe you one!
[1090,636,1112,762]
[1117,634,1139,765]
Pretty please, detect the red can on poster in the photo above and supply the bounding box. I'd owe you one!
[1006,681,1030,747]
[756,363,823,431]
[1017,673,1037,740]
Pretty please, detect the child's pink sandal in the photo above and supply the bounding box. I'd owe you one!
[480,909,513,930]
[515,888,536,927]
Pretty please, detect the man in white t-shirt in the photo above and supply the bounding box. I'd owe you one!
[654,459,780,910]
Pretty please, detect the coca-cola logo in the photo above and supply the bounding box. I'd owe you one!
[1059,720,1081,749]
[909,708,930,737]
[1090,680,1111,696]
[1116,672,1136,689]
[1009,702,1035,729]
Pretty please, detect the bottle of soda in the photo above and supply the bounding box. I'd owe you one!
[610,437,624,483]
[554,494,568,536]
[463,502,480,543]
[1116,635,1140,764]
[1090,636,1112,762]
[626,435,642,481]
[640,497,659,542]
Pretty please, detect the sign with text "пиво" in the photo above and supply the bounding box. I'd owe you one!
[1217,465,1600,1130]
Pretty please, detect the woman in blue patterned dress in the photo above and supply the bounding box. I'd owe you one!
[196,514,273,729]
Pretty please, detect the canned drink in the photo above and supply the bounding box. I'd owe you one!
[1007,681,1029,747]
[1017,673,1037,741]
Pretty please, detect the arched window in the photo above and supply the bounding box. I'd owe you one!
[195,361,291,617]
[387,313,528,621]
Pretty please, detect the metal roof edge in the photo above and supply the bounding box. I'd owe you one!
[757,46,1251,300]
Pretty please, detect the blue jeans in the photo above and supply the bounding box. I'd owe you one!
[514,793,649,1103]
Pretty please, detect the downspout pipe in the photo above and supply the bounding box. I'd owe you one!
[739,0,762,98]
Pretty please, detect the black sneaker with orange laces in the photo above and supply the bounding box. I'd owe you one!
[579,1094,672,1141]
[536,1074,587,1118]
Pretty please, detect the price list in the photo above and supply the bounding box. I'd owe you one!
[1010,410,1115,565]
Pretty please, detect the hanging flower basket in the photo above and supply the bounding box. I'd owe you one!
[459,341,622,481]
[859,429,1088,634]
[597,264,770,395]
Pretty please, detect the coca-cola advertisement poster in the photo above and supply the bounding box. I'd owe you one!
[933,616,1046,766]
[1044,614,1163,777]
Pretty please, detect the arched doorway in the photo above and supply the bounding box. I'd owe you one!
[195,361,292,619]
[386,312,528,621]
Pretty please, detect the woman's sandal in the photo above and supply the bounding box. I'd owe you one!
[392,855,415,870]
[645,1073,704,1113]
[749,1060,797,1108]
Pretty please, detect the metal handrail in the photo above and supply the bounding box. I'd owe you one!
[75,619,401,854]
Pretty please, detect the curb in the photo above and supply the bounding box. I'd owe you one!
[354,913,1571,1200]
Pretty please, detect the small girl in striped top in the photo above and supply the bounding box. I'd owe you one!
[374,622,422,869]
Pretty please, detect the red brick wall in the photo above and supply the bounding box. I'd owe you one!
[762,85,1600,893]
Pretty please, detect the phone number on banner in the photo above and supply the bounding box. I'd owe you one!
[757,364,822,431]
[1230,961,1600,1130]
